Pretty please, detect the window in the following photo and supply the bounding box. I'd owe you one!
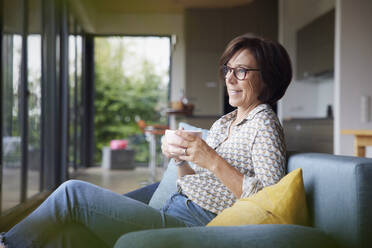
[1,0,83,216]
[68,20,83,171]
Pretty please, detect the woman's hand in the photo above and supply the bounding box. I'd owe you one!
[165,129,244,197]
[161,135,177,159]
[161,128,187,160]
[170,130,220,172]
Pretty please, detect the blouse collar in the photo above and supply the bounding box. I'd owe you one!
[222,104,271,126]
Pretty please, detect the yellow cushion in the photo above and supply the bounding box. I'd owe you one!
[207,168,309,226]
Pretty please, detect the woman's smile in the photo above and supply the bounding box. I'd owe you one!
[228,89,243,96]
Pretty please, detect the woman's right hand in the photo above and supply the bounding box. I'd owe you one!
[161,128,186,160]
[161,135,174,159]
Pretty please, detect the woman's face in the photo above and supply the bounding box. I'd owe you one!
[225,49,262,110]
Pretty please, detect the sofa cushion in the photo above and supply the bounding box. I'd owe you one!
[148,122,209,209]
[114,224,339,248]
[148,159,178,209]
[207,168,308,226]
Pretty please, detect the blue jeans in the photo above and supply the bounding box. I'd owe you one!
[3,180,216,248]
[161,192,216,227]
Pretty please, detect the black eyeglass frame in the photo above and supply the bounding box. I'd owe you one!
[222,64,261,80]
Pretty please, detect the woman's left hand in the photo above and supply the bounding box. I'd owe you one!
[173,130,219,171]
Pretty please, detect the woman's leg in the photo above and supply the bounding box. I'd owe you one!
[42,223,109,248]
[3,180,186,248]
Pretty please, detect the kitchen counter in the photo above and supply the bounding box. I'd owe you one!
[283,117,333,121]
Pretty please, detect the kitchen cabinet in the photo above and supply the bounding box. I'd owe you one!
[296,9,335,80]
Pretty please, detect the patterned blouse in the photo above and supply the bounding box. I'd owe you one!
[177,104,286,214]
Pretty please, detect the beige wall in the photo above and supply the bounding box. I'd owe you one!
[184,0,278,117]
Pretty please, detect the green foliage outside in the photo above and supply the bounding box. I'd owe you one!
[94,38,168,164]
[2,35,42,165]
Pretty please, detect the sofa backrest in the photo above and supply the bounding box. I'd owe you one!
[287,153,372,248]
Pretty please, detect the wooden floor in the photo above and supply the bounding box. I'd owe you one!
[71,165,165,194]
[2,167,40,212]
[1,165,165,213]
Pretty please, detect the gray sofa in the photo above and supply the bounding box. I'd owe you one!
[115,153,372,248]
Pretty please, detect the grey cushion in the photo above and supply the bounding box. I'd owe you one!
[148,122,209,209]
[148,159,178,209]
[114,224,339,248]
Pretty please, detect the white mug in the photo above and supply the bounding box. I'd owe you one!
[164,130,202,157]
[165,130,202,144]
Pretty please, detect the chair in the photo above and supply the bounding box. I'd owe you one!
[137,120,169,183]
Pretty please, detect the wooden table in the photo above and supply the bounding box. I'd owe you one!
[341,129,372,157]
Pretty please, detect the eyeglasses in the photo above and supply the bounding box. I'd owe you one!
[222,65,261,80]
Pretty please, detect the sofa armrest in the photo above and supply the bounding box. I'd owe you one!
[114,224,340,248]
[123,182,159,204]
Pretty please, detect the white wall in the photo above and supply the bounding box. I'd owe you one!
[92,13,186,102]
[335,0,372,156]
[281,82,318,117]
[280,78,334,118]
[317,79,334,117]
[278,0,335,120]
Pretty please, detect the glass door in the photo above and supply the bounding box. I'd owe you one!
[1,0,24,212]
[27,0,42,197]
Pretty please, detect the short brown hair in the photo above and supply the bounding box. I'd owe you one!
[219,34,292,105]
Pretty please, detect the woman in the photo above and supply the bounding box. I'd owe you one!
[0,34,292,248]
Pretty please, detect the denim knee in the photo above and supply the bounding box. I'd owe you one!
[56,179,87,195]
[52,180,89,205]
[59,179,86,189]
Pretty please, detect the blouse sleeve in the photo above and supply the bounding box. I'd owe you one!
[240,118,286,198]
